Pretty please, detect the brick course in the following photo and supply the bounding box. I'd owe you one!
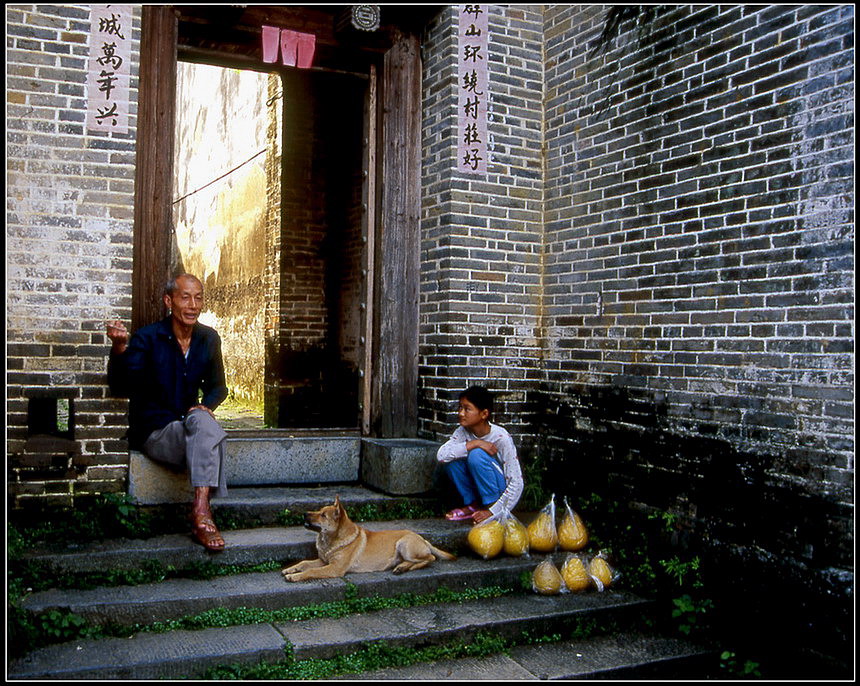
[6,4,141,507]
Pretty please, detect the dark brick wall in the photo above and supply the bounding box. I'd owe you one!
[539,4,853,666]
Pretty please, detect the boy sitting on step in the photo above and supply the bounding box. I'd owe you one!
[436,385,523,524]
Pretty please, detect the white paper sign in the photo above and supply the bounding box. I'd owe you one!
[87,5,132,134]
[457,5,489,176]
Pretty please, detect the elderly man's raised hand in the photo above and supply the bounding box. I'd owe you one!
[106,320,129,354]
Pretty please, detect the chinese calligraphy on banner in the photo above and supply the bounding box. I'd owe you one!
[457,5,489,176]
[87,5,132,134]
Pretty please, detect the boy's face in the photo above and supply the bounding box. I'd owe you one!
[458,398,489,431]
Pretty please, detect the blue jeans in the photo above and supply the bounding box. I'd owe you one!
[443,448,506,507]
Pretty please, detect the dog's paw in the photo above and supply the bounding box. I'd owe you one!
[283,572,305,582]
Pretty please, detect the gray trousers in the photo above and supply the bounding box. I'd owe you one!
[143,408,228,499]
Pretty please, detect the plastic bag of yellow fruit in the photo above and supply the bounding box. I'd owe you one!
[587,552,618,592]
[560,553,591,593]
[467,514,505,560]
[501,509,530,557]
[532,558,565,595]
[527,494,558,553]
[558,496,589,551]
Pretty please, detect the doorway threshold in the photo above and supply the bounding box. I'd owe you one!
[225,427,361,439]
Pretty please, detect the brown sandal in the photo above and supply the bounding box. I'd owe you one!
[190,513,225,552]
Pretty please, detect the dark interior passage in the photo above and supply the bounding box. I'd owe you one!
[270,69,368,428]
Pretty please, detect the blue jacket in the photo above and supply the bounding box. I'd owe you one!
[108,316,228,449]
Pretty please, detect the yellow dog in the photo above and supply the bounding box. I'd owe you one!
[282,496,456,581]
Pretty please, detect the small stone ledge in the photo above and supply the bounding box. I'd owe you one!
[360,438,440,495]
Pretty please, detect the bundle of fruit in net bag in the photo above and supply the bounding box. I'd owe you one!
[560,553,591,593]
[527,494,558,553]
[558,496,589,551]
[587,552,617,592]
[532,558,565,595]
[467,514,505,560]
[501,509,530,557]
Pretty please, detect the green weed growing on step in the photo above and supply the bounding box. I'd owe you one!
[671,594,714,636]
[660,555,704,588]
[8,605,99,658]
[196,618,628,681]
[8,494,176,548]
[10,557,283,595]
[518,453,550,510]
[200,630,514,680]
[277,500,441,527]
[720,650,762,678]
[117,585,514,638]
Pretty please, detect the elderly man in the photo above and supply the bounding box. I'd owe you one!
[106,273,229,551]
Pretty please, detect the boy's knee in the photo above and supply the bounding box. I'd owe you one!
[467,447,492,465]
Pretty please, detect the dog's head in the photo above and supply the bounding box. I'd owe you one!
[303,495,347,534]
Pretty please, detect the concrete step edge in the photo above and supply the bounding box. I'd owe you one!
[19,552,601,627]
[9,589,653,680]
[334,631,719,680]
[281,590,652,662]
[17,517,468,575]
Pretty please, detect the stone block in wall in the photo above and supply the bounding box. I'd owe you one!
[360,438,440,495]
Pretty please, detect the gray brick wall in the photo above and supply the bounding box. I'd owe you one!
[6,4,140,506]
[420,5,546,449]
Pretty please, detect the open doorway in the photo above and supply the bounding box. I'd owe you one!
[171,60,369,431]
[136,6,425,439]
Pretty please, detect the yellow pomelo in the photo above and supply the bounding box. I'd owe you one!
[561,556,591,592]
[467,519,504,560]
[527,511,558,553]
[588,556,613,588]
[558,510,589,551]
[503,517,529,556]
[532,559,563,595]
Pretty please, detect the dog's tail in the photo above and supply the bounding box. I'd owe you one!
[430,544,457,561]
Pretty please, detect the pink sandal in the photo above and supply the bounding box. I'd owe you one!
[445,505,478,521]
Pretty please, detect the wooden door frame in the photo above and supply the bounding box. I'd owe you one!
[133,6,423,437]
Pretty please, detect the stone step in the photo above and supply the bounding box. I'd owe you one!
[337,631,718,680]
[211,484,440,526]
[280,590,652,662]
[9,588,658,680]
[20,551,565,627]
[128,435,440,504]
[18,516,468,577]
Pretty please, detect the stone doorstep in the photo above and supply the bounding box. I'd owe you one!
[128,436,439,504]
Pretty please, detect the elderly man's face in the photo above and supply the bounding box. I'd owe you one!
[165,275,204,328]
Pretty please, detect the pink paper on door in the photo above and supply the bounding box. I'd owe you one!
[296,32,316,68]
[261,25,280,63]
[280,29,299,66]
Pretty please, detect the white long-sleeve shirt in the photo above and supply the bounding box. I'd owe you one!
[437,422,524,516]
